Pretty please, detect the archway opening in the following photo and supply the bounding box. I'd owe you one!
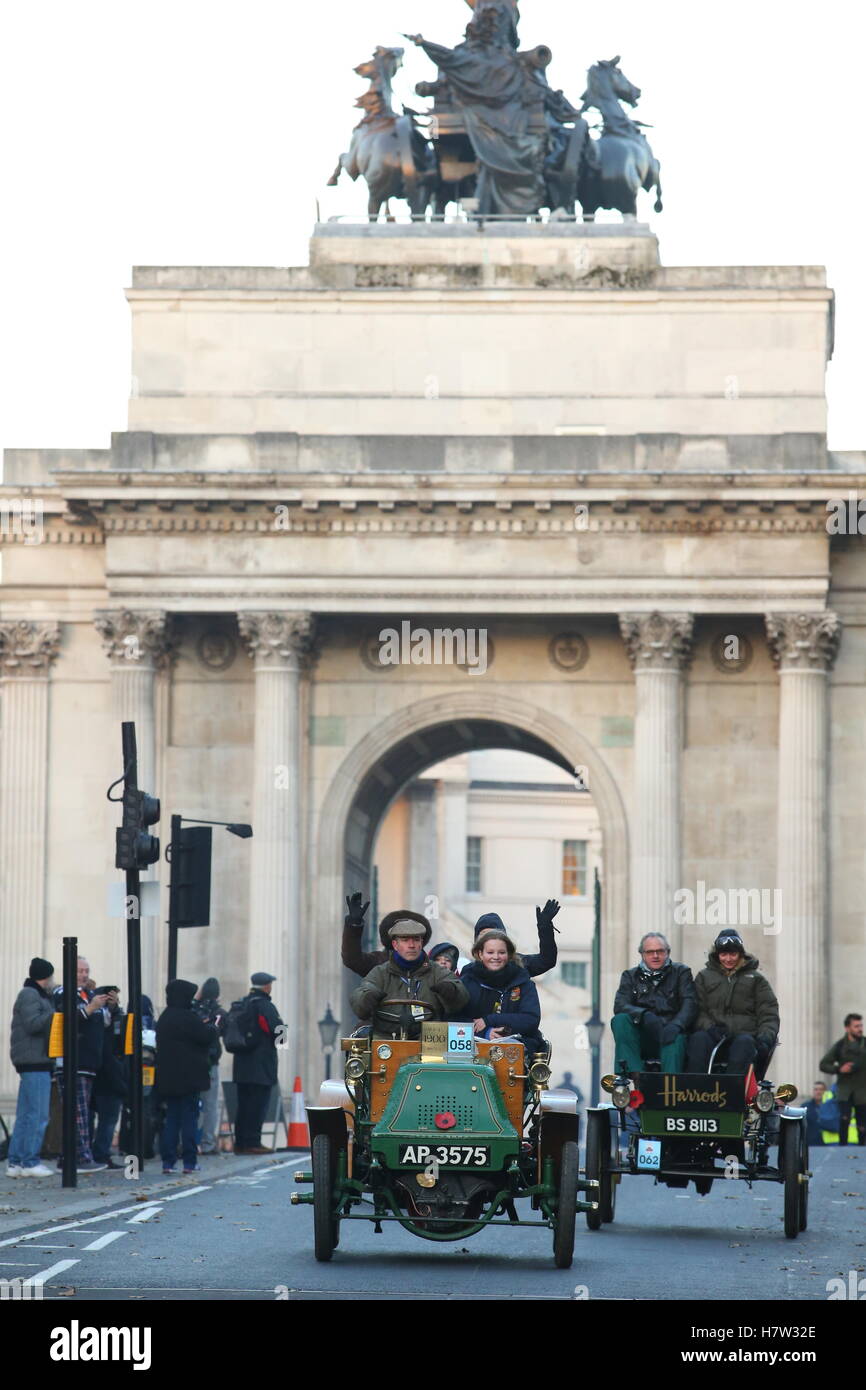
[342,718,600,1099]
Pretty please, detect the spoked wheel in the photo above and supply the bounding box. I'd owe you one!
[312,1133,337,1262]
[780,1120,804,1240]
[584,1110,606,1231]
[553,1139,579,1269]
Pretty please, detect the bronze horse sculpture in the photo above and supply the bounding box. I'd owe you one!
[328,46,435,218]
[575,56,662,220]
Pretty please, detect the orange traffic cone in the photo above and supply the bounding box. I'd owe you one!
[286,1075,310,1149]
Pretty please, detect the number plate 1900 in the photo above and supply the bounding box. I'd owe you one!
[399,1144,490,1167]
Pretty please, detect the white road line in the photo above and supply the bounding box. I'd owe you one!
[24,1258,79,1286]
[127,1206,163,1223]
[82,1231,127,1251]
[0,1260,43,1266]
[252,1157,308,1174]
[163,1186,209,1201]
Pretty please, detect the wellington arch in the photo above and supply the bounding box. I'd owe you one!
[1,213,865,1104]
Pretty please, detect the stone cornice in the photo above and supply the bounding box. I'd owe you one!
[0,621,61,676]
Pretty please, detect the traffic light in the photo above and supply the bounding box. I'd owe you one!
[116,786,161,870]
[169,824,212,928]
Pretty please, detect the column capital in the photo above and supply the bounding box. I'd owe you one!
[93,609,176,670]
[0,620,60,677]
[618,612,694,672]
[238,611,316,669]
[765,612,841,672]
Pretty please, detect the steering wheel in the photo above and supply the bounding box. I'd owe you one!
[379,999,436,1016]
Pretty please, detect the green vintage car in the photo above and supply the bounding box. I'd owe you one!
[292,1014,598,1267]
[583,1065,809,1238]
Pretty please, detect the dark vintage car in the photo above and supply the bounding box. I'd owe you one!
[584,1065,809,1238]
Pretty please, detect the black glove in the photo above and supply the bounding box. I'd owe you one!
[344,892,369,929]
[641,1010,662,1031]
[661,1021,682,1045]
[536,898,561,933]
[756,1034,774,1051]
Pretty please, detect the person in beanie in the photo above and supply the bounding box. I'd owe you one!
[820,1014,866,1145]
[351,915,468,1039]
[611,933,697,1073]
[429,942,460,974]
[233,973,284,1155]
[458,929,542,1052]
[193,978,226,1155]
[7,958,56,1177]
[686,930,780,1075]
[472,899,560,979]
[155,979,217,1174]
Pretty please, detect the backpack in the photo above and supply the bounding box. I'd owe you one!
[223,997,260,1054]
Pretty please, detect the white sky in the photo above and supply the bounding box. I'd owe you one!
[0,0,863,453]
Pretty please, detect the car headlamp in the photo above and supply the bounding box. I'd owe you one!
[612,1081,631,1110]
[528,1060,552,1088]
[345,1055,366,1081]
[755,1087,775,1113]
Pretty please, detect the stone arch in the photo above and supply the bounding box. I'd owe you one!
[310,689,629,1073]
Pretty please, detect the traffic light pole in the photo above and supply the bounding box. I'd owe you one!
[120,722,144,1174]
[61,936,78,1189]
[167,814,181,985]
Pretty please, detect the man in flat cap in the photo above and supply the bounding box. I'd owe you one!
[350,915,468,1040]
[232,971,284,1154]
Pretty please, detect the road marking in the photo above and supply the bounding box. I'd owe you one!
[252,1157,308,1174]
[163,1186,209,1201]
[127,1206,162,1223]
[82,1231,126,1251]
[24,1258,79,1287]
[0,1260,43,1266]
[15,1244,75,1251]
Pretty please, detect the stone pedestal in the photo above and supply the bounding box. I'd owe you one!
[620,613,694,958]
[239,613,314,1087]
[93,610,175,997]
[766,612,841,1092]
[0,621,60,1101]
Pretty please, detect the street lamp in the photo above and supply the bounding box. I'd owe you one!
[587,1013,605,1108]
[166,815,253,984]
[318,1003,340,1081]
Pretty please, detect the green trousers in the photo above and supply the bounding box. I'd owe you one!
[611,1012,687,1073]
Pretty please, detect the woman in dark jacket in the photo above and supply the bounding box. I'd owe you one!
[459,929,542,1052]
[155,979,217,1174]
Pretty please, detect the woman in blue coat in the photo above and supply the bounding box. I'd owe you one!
[459,928,542,1051]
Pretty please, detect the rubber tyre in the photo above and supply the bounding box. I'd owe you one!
[798,1125,809,1232]
[312,1133,336,1262]
[553,1139,579,1269]
[585,1111,603,1231]
[780,1122,801,1240]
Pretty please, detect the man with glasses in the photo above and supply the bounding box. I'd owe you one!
[611,933,697,1073]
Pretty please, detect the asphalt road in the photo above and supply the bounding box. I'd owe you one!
[3,1146,864,1301]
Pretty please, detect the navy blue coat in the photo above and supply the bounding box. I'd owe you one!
[458,961,541,1041]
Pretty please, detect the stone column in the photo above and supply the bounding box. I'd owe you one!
[766,612,841,1093]
[619,612,694,958]
[93,610,175,997]
[239,613,315,1089]
[0,621,60,1101]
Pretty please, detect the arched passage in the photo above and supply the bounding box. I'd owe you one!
[310,690,630,1077]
